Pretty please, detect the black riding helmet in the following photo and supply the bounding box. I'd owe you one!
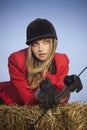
[26,18,57,45]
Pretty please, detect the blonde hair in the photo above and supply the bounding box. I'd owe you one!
[26,38,57,89]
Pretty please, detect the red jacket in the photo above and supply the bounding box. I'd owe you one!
[0,48,69,105]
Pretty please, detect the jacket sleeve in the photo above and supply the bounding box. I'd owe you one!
[55,54,69,90]
[46,54,69,91]
[8,53,38,105]
[46,54,70,103]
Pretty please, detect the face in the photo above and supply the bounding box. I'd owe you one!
[31,38,51,62]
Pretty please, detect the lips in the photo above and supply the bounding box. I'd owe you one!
[39,53,47,57]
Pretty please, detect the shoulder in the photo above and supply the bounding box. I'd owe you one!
[54,53,69,67]
[8,48,28,69]
[9,48,28,58]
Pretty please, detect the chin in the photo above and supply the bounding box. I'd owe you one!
[39,58,47,62]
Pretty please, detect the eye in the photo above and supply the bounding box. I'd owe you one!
[31,41,38,47]
[44,39,50,44]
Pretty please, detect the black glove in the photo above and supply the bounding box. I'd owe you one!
[64,75,83,93]
[38,78,58,109]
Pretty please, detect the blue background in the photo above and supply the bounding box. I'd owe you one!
[0,0,87,103]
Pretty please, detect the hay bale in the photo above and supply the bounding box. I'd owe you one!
[0,102,87,130]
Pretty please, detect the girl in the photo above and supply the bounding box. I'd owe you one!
[0,18,70,108]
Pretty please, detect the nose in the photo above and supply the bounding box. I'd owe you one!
[38,44,44,52]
